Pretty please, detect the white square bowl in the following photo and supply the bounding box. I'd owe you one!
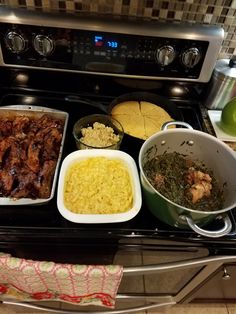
[57,149,142,223]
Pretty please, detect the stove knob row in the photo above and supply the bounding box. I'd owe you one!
[155,45,201,68]
[4,31,54,57]
[4,31,201,68]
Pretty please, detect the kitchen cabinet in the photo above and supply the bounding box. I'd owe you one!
[191,264,236,302]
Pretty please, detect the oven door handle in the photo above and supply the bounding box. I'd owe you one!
[123,255,236,276]
[2,300,176,313]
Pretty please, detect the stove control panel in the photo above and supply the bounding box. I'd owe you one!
[0,8,224,82]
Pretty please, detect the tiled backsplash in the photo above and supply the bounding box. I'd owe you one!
[0,0,236,59]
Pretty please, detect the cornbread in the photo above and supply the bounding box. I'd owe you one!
[63,156,133,214]
[111,101,174,140]
[80,122,120,147]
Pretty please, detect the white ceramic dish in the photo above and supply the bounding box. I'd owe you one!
[208,110,236,142]
[57,149,142,223]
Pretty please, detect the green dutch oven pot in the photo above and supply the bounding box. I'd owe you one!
[138,121,236,238]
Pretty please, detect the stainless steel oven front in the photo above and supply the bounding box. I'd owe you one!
[1,234,236,313]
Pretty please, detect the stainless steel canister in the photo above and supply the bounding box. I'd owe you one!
[205,57,236,109]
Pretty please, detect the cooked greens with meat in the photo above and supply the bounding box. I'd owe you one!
[143,152,224,211]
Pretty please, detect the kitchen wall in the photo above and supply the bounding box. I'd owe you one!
[0,0,235,59]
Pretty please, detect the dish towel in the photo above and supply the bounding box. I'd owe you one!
[0,253,123,308]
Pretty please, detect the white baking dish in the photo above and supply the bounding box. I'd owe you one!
[57,149,142,223]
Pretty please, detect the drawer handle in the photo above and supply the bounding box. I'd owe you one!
[3,300,175,314]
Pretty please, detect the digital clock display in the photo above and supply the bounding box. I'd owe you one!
[94,35,119,49]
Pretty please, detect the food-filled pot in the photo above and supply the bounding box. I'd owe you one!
[205,56,236,109]
[138,122,236,238]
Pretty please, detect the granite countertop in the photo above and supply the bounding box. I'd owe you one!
[200,105,236,152]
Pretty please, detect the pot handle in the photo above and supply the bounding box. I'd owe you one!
[180,215,232,238]
[161,121,194,130]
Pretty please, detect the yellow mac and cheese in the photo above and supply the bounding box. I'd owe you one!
[63,156,133,214]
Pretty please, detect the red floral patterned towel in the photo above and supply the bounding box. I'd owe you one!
[0,253,123,308]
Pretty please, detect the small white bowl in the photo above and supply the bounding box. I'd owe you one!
[57,149,142,223]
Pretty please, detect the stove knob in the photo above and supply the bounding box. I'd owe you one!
[156,45,175,66]
[5,31,27,54]
[33,34,54,57]
[181,47,201,68]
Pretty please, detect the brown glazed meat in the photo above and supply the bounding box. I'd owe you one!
[0,114,64,199]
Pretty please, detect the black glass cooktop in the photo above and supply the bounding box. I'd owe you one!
[0,68,234,243]
[0,92,234,242]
